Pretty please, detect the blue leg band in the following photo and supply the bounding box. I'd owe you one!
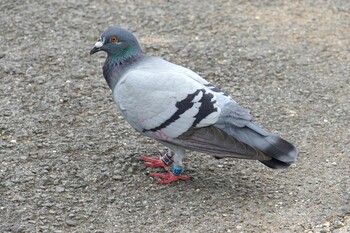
[172,166,182,176]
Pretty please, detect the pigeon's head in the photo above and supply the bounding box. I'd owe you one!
[90,27,142,57]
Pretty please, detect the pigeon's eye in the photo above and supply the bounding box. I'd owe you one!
[110,36,118,43]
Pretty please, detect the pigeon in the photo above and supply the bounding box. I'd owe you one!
[90,26,298,184]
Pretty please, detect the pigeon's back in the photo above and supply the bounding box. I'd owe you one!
[111,56,221,137]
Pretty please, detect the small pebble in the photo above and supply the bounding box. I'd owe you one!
[113,175,123,180]
[56,186,65,193]
[65,219,76,226]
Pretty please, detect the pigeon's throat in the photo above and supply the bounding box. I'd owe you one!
[103,51,142,89]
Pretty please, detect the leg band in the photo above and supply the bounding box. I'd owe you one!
[161,153,174,166]
[172,165,182,176]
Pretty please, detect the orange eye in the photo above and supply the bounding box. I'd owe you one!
[110,36,118,43]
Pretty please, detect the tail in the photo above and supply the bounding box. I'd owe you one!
[257,134,298,168]
[218,121,298,169]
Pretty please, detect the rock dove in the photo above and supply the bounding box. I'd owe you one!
[90,26,298,184]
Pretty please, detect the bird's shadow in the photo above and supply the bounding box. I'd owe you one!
[130,152,291,206]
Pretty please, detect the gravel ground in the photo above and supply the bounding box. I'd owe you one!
[1,0,349,232]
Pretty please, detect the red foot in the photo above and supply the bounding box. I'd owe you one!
[149,172,190,184]
[140,156,168,171]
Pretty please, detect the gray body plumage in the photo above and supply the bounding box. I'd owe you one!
[91,26,298,171]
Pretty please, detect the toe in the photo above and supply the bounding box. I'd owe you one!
[150,172,190,184]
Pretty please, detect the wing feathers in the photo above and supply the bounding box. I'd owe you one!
[173,126,272,161]
[142,88,220,138]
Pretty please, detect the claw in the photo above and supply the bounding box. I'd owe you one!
[140,155,168,170]
[150,172,190,184]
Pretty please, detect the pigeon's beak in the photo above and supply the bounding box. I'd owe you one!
[90,46,100,55]
[90,40,104,55]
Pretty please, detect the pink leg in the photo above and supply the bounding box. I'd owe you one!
[140,154,189,184]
